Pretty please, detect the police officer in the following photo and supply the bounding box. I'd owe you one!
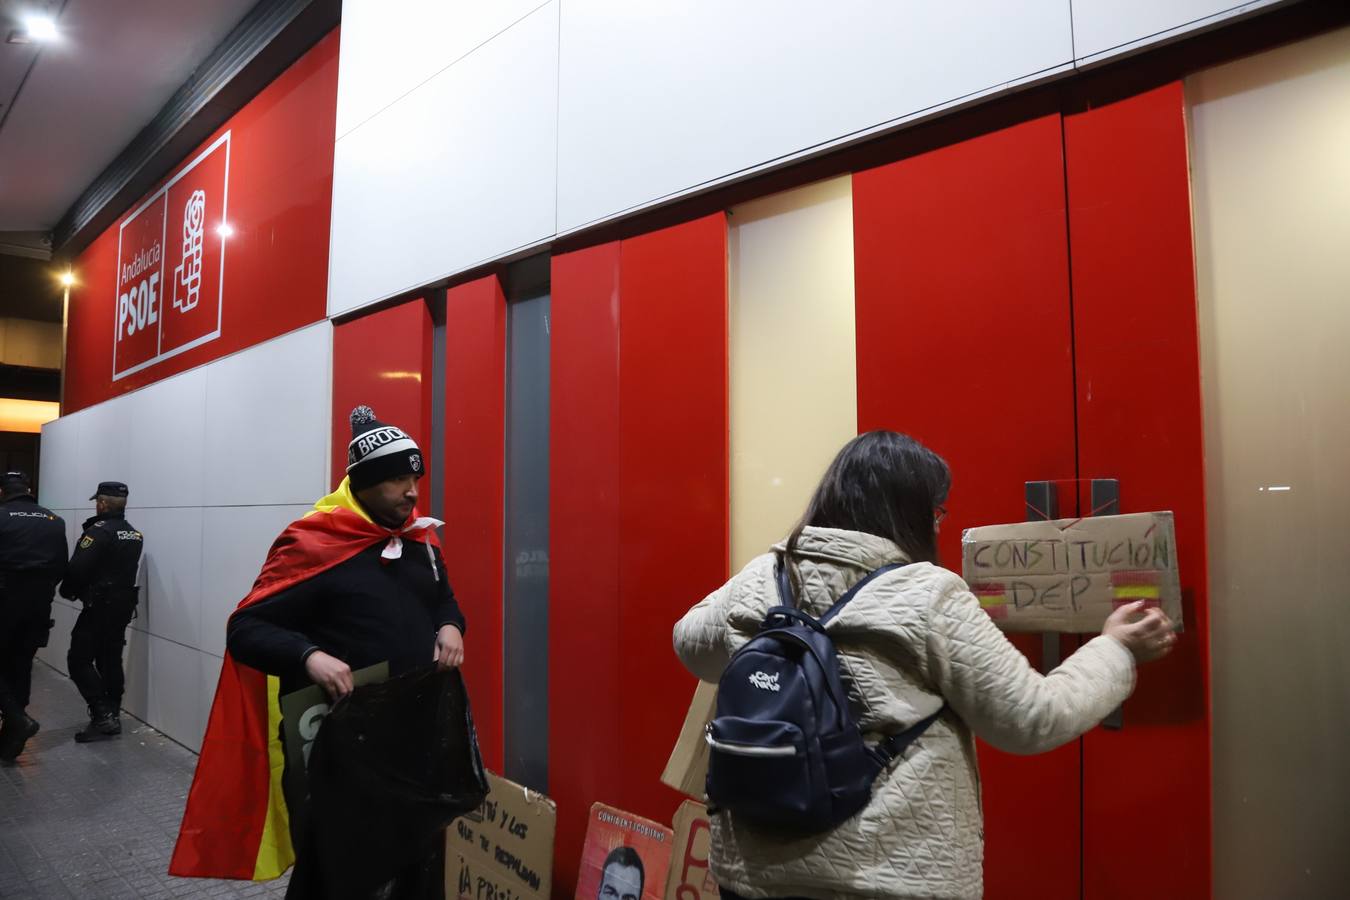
[61,481,144,743]
[0,471,68,762]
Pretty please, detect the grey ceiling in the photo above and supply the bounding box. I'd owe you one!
[0,0,257,232]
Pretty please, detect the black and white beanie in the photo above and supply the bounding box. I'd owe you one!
[346,406,424,491]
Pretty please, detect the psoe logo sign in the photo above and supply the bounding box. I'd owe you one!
[112,132,230,381]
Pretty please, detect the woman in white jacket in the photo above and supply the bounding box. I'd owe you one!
[672,431,1175,900]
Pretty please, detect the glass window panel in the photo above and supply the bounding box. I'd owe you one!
[503,289,550,790]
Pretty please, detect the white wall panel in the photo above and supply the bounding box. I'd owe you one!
[203,323,331,506]
[322,2,1298,310]
[37,326,332,744]
[135,506,205,650]
[327,1,559,317]
[55,508,82,566]
[74,396,136,501]
[127,368,207,508]
[336,0,552,139]
[556,0,1072,233]
[38,415,81,509]
[122,625,151,723]
[147,636,206,751]
[1072,0,1285,63]
[199,504,311,656]
[37,600,79,675]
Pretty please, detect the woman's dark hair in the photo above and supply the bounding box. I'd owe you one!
[782,431,951,593]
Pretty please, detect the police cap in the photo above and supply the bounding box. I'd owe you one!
[2,471,32,492]
[90,481,129,500]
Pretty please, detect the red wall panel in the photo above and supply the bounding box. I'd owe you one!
[1064,82,1212,900]
[548,215,728,895]
[616,213,729,822]
[548,242,623,894]
[443,276,508,772]
[853,114,1082,900]
[330,299,433,490]
[63,29,339,413]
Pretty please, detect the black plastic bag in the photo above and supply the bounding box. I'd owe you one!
[301,666,489,900]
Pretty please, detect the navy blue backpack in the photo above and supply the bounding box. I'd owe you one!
[704,558,944,833]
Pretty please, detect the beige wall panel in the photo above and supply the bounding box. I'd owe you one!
[1188,25,1350,899]
[729,177,857,571]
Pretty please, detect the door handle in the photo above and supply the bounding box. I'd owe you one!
[1024,481,1061,674]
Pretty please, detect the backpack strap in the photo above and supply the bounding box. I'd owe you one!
[775,556,796,607]
[775,558,906,621]
[871,705,946,767]
[819,562,906,626]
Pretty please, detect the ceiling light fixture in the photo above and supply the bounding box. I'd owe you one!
[21,14,58,42]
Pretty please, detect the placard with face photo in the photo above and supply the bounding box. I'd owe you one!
[575,803,674,900]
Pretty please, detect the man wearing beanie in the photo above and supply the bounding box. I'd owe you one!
[172,406,466,899]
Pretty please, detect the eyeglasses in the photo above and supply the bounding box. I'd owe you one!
[935,505,948,525]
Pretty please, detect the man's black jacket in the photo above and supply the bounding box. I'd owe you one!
[0,493,67,593]
[60,512,143,600]
[227,541,466,694]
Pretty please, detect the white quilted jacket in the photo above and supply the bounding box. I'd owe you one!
[672,527,1135,900]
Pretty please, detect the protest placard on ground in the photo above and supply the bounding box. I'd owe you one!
[576,803,674,900]
[447,771,557,900]
[664,801,718,900]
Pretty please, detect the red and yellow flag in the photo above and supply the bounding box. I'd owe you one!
[169,478,441,880]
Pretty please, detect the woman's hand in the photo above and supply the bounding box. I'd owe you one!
[304,650,354,700]
[1102,600,1177,663]
[434,624,465,670]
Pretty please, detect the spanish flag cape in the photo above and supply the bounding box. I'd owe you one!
[169,478,443,880]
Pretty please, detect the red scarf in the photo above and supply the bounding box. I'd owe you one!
[170,481,441,880]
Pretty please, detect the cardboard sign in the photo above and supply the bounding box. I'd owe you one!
[447,771,557,900]
[663,801,718,900]
[576,804,674,900]
[660,681,716,799]
[961,511,1182,633]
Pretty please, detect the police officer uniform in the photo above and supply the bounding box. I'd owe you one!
[0,472,67,761]
[61,481,144,742]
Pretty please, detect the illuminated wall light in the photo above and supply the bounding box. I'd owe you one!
[217,222,235,238]
[59,270,75,287]
[0,399,60,434]
[377,371,422,381]
[22,15,58,42]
